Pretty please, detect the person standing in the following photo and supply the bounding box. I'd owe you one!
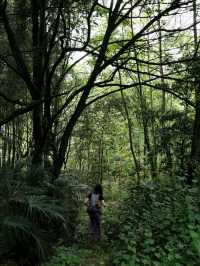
[85,184,106,242]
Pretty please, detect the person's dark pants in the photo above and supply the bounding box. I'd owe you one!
[89,210,101,241]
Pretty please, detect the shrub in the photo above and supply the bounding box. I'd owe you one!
[0,165,79,266]
[111,177,200,266]
[43,246,93,266]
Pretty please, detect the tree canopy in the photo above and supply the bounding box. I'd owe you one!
[1,0,200,265]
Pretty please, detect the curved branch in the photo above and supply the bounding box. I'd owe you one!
[86,81,195,108]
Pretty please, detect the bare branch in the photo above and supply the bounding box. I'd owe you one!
[86,80,195,108]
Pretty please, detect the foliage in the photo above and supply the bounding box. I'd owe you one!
[32,175,200,266]
[0,165,79,266]
[1,0,200,265]
[110,177,200,266]
[43,246,93,266]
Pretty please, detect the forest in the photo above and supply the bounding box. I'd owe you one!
[1,0,200,265]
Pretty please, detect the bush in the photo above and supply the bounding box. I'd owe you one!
[0,165,79,266]
[43,246,93,266]
[111,177,200,266]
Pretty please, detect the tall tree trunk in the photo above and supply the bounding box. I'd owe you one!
[188,0,200,184]
[99,130,104,184]
[134,48,157,178]
[12,121,16,167]
[130,7,157,178]
[31,0,47,166]
[158,0,166,113]
[52,91,89,178]
[2,131,7,167]
[120,89,141,182]
[157,2,173,171]
[147,31,158,177]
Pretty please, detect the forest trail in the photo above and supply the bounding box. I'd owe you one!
[71,195,116,265]
[44,240,110,266]
[45,199,115,266]
[48,239,111,266]
[80,248,108,266]
[75,216,112,266]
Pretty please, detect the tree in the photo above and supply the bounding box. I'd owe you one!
[188,0,200,183]
[0,0,194,179]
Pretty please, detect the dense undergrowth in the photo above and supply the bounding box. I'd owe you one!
[45,175,200,266]
[0,163,79,266]
[110,177,200,266]
[1,164,200,266]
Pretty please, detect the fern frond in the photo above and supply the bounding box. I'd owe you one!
[26,196,65,223]
[1,216,46,260]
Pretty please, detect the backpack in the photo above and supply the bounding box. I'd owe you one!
[87,193,100,216]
